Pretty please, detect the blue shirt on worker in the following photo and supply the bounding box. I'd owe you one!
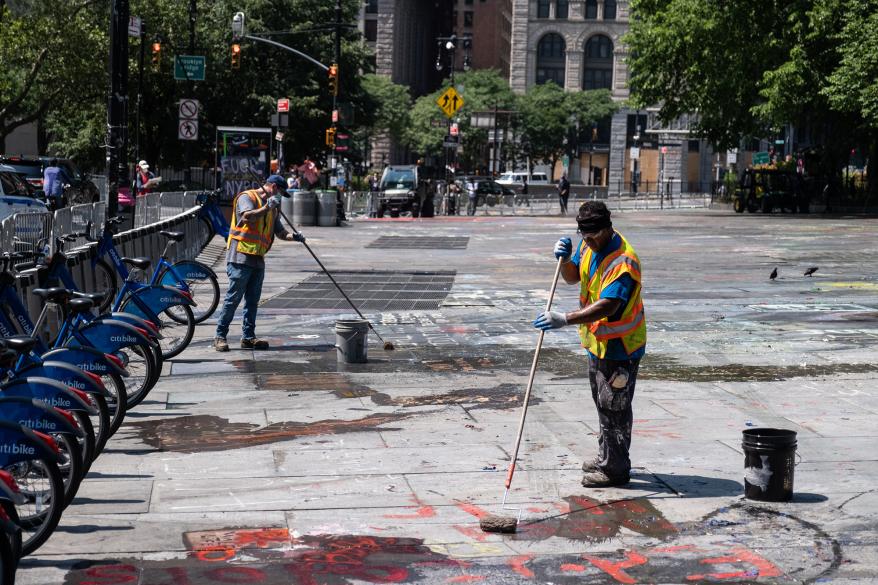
[571,232,645,361]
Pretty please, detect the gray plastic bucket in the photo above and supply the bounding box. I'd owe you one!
[317,191,337,227]
[292,191,317,226]
[335,319,369,363]
[742,428,797,501]
[281,189,296,218]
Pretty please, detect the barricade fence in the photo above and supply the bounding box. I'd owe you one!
[133,191,201,228]
[340,187,714,217]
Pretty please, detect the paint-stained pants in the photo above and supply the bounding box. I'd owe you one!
[588,356,641,479]
[215,262,265,340]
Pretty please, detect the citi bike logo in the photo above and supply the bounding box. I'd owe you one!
[19,419,58,431]
[110,335,138,344]
[0,443,35,456]
[16,314,33,334]
[64,379,86,390]
[40,396,72,409]
[160,296,180,304]
[0,321,12,337]
[77,362,107,373]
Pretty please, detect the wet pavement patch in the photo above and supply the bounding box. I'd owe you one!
[515,495,676,542]
[366,236,470,249]
[637,354,878,382]
[129,413,406,453]
[61,503,839,584]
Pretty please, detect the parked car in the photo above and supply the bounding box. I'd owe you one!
[455,176,516,215]
[0,155,100,205]
[496,171,551,192]
[0,164,49,222]
[376,165,436,218]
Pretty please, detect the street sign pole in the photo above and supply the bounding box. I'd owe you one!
[105,0,129,217]
[184,0,197,188]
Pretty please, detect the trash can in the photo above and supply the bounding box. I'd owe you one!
[317,191,337,227]
[292,191,317,226]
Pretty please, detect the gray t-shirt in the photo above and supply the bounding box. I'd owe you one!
[226,190,286,268]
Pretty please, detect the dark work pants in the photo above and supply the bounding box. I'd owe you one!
[559,192,570,214]
[588,355,641,479]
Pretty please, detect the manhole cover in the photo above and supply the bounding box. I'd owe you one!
[262,270,456,311]
[366,236,469,249]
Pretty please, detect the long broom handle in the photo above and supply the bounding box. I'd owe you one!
[276,207,388,344]
[504,256,564,490]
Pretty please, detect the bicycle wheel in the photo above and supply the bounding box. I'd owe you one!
[53,434,83,508]
[157,305,194,360]
[101,372,128,437]
[0,501,22,574]
[72,413,96,475]
[6,458,64,556]
[89,395,112,456]
[0,515,15,585]
[76,259,117,313]
[161,261,220,324]
[117,341,159,410]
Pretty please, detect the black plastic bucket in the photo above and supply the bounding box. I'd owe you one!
[742,428,797,501]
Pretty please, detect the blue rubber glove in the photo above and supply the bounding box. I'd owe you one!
[266,194,283,209]
[553,237,572,260]
[292,232,306,243]
[533,310,568,331]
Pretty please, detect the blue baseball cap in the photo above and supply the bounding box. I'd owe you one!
[265,174,287,191]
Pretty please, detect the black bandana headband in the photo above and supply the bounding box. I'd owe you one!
[576,214,612,234]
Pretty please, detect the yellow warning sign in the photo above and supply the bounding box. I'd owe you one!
[436,86,464,118]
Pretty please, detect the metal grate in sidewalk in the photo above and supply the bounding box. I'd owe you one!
[262,270,456,311]
[366,236,469,250]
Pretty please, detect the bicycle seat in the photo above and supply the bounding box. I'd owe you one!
[121,257,151,270]
[68,297,94,314]
[31,287,72,303]
[2,335,37,354]
[72,291,108,304]
[159,230,185,242]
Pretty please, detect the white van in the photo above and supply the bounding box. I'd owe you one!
[497,171,550,191]
[0,164,48,222]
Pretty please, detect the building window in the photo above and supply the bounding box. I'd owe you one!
[556,0,568,19]
[585,0,597,19]
[604,0,616,20]
[365,0,378,14]
[464,11,474,27]
[537,0,550,18]
[364,19,377,42]
[536,33,566,86]
[583,34,613,90]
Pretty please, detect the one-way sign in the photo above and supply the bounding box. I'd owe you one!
[436,86,464,118]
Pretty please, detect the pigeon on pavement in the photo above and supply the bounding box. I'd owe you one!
[770,267,778,280]
[804,267,819,277]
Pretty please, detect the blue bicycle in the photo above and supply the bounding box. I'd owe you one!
[84,216,219,324]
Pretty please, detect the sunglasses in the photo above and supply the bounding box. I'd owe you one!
[576,225,605,237]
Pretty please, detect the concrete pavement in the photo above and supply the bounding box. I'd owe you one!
[18,209,878,584]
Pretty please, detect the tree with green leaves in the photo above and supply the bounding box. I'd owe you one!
[0,1,106,155]
[625,0,876,197]
[515,83,618,175]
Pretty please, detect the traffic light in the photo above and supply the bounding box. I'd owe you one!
[327,63,338,96]
[325,127,336,148]
[151,42,161,71]
[231,43,241,69]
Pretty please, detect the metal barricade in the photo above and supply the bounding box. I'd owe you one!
[5,210,53,259]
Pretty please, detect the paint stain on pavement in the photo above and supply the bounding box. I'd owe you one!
[129,413,405,452]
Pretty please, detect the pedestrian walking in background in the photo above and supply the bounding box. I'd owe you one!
[557,173,570,214]
[135,160,157,196]
[298,157,319,189]
[520,176,530,207]
[533,201,646,487]
[42,158,70,211]
[214,175,306,352]
[286,168,301,191]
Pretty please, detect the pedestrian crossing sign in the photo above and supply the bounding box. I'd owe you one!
[436,87,464,118]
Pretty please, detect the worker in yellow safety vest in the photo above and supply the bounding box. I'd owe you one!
[214,175,305,352]
[534,200,646,487]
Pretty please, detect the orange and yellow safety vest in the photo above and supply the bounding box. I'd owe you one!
[227,189,276,257]
[578,232,647,358]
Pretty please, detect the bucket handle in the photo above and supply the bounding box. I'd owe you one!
[795,451,802,466]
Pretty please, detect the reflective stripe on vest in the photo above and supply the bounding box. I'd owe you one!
[578,232,647,358]
[226,190,275,256]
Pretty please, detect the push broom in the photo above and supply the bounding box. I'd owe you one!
[480,256,564,534]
